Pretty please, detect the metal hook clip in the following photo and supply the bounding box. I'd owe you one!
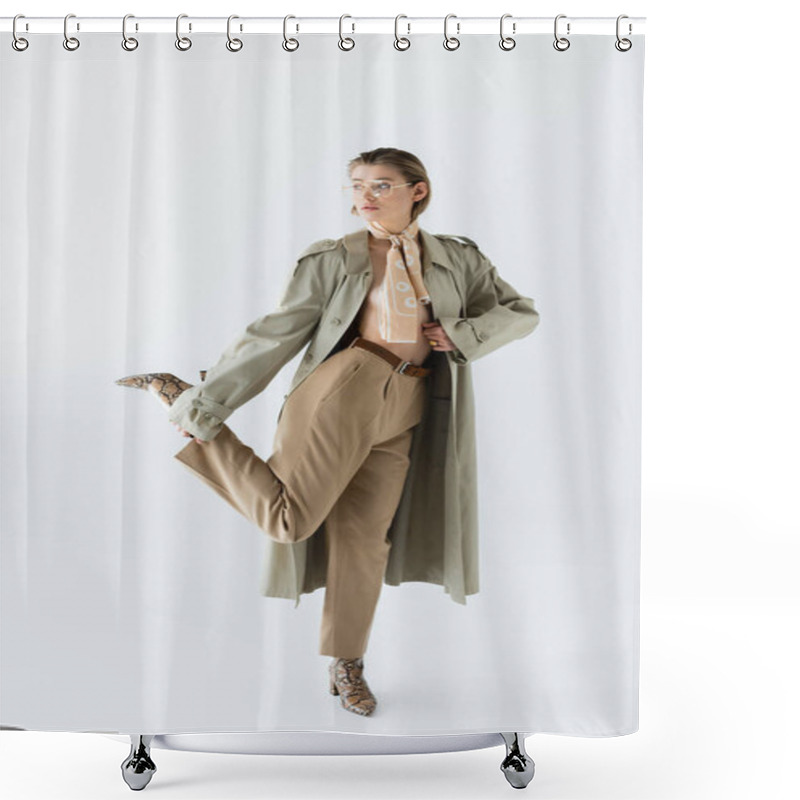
[175,14,192,51]
[283,15,299,52]
[394,15,411,51]
[443,14,460,51]
[122,14,138,52]
[12,14,29,52]
[553,14,571,51]
[339,14,355,51]
[63,13,80,51]
[615,15,632,51]
[499,13,516,51]
[226,15,243,52]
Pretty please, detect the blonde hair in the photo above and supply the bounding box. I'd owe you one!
[346,147,432,222]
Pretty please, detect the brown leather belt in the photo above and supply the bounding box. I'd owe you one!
[348,336,432,378]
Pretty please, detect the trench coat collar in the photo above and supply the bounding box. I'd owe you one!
[342,226,455,274]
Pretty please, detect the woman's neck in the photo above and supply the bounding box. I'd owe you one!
[367,227,418,246]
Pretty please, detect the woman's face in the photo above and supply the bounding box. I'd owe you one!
[349,163,428,234]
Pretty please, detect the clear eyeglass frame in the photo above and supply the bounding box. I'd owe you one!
[341,180,415,198]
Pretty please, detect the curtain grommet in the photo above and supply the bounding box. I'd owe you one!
[175,13,192,51]
[283,15,300,52]
[226,15,243,52]
[11,14,29,51]
[63,13,80,51]
[338,14,355,51]
[499,14,516,51]
[394,15,411,51]
[121,14,139,52]
[615,15,633,51]
[553,14,571,51]
[443,14,460,51]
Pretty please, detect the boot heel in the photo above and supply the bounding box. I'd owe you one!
[327,657,376,716]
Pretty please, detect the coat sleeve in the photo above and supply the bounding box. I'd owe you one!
[437,246,541,366]
[166,252,328,441]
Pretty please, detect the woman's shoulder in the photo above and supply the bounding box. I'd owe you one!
[286,239,343,292]
[431,233,488,266]
[433,233,480,250]
[296,237,342,261]
[431,233,491,274]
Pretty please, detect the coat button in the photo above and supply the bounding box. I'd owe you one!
[306,351,314,359]
[331,317,341,325]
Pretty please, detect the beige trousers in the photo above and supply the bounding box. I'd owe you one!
[173,338,429,659]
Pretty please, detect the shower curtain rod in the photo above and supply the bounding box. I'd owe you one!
[2,15,646,37]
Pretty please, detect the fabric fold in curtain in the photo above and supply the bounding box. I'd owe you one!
[1,31,644,736]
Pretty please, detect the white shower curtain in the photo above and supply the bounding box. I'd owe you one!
[1,28,644,736]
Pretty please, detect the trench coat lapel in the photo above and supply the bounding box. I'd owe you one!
[340,226,454,274]
[341,227,463,318]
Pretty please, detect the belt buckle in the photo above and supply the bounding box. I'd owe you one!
[396,360,413,375]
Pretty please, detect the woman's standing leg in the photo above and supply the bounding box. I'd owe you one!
[318,359,428,659]
[318,426,416,659]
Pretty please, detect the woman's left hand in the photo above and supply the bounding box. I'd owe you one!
[171,421,208,444]
[422,321,457,352]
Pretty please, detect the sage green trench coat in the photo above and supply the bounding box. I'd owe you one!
[167,226,540,607]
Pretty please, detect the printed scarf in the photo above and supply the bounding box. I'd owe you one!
[364,217,431,343]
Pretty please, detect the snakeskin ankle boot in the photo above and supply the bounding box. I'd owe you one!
[115,372,194,409]
[329,657,377,716]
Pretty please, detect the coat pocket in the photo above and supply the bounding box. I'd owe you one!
[317,357,367,407]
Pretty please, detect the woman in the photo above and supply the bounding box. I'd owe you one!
[116,147,540,717]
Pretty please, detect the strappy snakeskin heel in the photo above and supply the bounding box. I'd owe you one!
[114,372,195,409]
[329,657,377,716]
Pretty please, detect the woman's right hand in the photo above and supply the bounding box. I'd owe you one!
[171,421,208,444]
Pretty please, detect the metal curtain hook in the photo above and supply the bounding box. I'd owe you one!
[499,13,516,51]
[615,14,632,51]
[63,13,80,51]
[12,14,29,51]
[443,14,460,51]
[283,15,299,51]
[394,15,410,51]
[122,14,139,51]
[553,14,571,51]
[339,14,355,50]
[175,14,192,51]
[226,15,243,52]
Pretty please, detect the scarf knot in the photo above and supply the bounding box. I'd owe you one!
[365,218,431,343]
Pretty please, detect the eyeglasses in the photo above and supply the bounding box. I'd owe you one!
[341,180,415,198]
